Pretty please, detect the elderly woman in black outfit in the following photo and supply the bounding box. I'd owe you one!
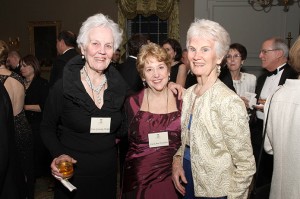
[40,13,128,198]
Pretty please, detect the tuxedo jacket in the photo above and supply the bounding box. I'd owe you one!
[118,56,143,93]
[49,48,79,87]
[255,63,298,100]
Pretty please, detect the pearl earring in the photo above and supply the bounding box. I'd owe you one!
[217,65,221,73]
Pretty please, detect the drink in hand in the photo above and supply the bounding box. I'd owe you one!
[58,161,74,179]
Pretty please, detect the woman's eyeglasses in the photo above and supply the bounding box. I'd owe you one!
[226,54,241,59]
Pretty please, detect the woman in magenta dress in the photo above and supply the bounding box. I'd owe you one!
[121,42,182,199]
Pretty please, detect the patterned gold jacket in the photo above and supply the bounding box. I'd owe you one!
[175,80,256,199]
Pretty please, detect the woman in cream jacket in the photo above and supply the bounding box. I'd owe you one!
[172,19,256,199]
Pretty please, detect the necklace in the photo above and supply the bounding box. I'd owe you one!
[82,66,107,105]
[24,79,32,88]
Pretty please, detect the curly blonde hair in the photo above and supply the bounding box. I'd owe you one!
[289,36,300,74]
[136,42,172,79]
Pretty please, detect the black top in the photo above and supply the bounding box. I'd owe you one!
[118,56,143,93]
[219,66,235,92]
[25,76,49,126]
[0,83,26,199]
[170,62,182,83]
[40,55,129,198]
[49,48,79,87]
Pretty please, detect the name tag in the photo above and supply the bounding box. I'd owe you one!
[148,131,169,148]
[90,117,111,133]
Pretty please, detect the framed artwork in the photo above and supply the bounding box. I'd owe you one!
[28,21,61,67]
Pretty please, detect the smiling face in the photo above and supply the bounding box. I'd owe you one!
[226,48,244,72]
[143,56,170,92]
[162,43,176,61]
[81,26,114,72]
[187,37,222,78]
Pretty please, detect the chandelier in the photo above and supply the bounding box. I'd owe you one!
[248,0,300,12]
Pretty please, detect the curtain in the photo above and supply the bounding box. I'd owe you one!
[117,0,180,59]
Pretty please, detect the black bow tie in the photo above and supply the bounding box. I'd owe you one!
[267,66,285,77]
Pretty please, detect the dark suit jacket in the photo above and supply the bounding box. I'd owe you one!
[0,83,26,199]
[11,64,21,75]
[118,56,143,93]
[220,66,235,92]
[49,48,78,87]
[255,63,298,99]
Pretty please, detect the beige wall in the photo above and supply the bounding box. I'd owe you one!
[0,0,194,56]
[194,0,299,77]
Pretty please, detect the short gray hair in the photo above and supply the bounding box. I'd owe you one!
[268,37,289,58]
[186,18,231,60]
[77,13,123,51]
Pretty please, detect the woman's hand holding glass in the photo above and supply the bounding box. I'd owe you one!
[51,154,77,180]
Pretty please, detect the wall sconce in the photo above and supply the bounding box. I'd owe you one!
[8,37,20,50]
[248,0,300,12]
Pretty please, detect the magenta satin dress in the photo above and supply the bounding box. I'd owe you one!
[122,89,182,199]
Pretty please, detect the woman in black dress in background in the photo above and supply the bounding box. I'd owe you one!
[162,38,188,87]
[20,55,50,178]
[0,40,33,199]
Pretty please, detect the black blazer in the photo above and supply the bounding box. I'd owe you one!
[255,63,298,99]
[49,48,79,87]
[118,56,143,93]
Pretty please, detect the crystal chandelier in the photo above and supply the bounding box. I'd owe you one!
[248,0,300,12]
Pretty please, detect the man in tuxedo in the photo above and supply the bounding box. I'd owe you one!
[6,50,21,74]
[251,37,298,193]
[118,34,149,93]
[49,30,78,87]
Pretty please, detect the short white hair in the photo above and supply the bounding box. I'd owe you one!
[77,13,123,51]
[186,18,230,60]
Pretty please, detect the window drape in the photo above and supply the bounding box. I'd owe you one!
[117,0,180,59]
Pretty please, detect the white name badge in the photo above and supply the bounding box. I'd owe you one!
[90,117,111,133]
[148,131,169,148]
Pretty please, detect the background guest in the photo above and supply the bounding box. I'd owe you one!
[263,36,300,199]
[6,50,21,74]
[49,30,78,87]
[251,37,298,192]
[122,43,181,199]
[118,34,149,93]
[41,13,128,198]
[182,48,197,89]
[0,82,26,199]
[111,48,121,69]
[162,38,188,87]
[172,19,255,199]
[0,40,34,199]
[226,43,256,108]
[20,55,50,179]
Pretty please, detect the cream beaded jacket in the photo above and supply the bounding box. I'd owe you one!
[175,80,256,199]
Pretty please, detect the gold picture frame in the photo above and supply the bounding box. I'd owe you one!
[28,21,61,67]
